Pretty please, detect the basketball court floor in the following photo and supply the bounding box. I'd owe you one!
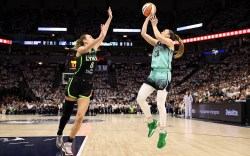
[0,114,250,156]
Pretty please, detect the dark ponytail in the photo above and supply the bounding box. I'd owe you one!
[169,30,185,59]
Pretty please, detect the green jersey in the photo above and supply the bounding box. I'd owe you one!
[151,42,173,69]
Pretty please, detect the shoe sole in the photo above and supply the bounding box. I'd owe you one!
[148,121,159,137]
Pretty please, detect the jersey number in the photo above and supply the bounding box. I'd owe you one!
[154,50,160,57]
[90,62,94,69]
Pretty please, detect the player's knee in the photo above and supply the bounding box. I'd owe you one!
[75,114,84,123]
[62,114,71,121]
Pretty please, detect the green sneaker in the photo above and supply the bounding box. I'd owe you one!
[157,131,168,149]
[147,119,159,137]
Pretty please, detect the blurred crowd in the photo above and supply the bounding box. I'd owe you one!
[0,45,249,115]
[170,46,249,104]
[1,0,249,115]
[1,101,61,115]
[22,63,59,101]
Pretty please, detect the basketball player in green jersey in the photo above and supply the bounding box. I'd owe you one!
[56,7,112,155]
[137,15,184,148]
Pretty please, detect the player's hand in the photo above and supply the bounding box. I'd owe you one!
[108,7,113,19]
[146,14,153,21]
[150,15,158,26]
[64,46,70,50]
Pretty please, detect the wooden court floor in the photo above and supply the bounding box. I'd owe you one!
[1,114,250,156]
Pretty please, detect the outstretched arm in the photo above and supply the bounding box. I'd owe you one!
[150,15,174,49]
[141,16,158,46]
[76,25,106,56]
[94,7,113,51]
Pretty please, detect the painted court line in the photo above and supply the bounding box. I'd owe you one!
[77,136,88,156]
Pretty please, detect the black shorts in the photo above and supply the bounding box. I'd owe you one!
[145,78,171,91]
[65,76,93,99]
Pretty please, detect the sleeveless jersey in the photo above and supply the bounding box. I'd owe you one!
[74,49,98,80]
[151,42,173,69]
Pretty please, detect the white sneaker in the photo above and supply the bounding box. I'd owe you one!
[62,142,73,156]
[56,135,63,148]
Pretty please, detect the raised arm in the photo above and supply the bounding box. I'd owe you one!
[141,16,158,46]
[76,25,106,56]
[150,15,174,50]
[93,7,113,51]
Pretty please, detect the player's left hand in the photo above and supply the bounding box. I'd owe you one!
[150,15,158,26]
[108,7,113,19]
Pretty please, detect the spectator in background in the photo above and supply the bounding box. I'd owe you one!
[184,91,193,119]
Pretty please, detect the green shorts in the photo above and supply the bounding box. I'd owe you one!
[145,69,171,91]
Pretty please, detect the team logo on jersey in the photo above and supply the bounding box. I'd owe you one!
[86,55,97,61]
[158,81,167,90]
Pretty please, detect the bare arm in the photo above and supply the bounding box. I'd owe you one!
[150,15,174,50]
[76,26,106,56]
[94,7,113,51]
[141,16,158,46]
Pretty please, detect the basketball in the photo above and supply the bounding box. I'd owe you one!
[142,3,157,17]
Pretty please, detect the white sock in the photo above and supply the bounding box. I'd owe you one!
[148,118,153,123]
[160,129,166,133]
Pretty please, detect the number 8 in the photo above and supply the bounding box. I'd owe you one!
[90,62,94,69]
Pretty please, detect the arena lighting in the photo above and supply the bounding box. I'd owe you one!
[113,28,141,33]
[38,27,67,32]
[177,23,203,31]
[0,38,12,45]
[100,42,118,46]
[174,28,250,44]
[204,49,225,55]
